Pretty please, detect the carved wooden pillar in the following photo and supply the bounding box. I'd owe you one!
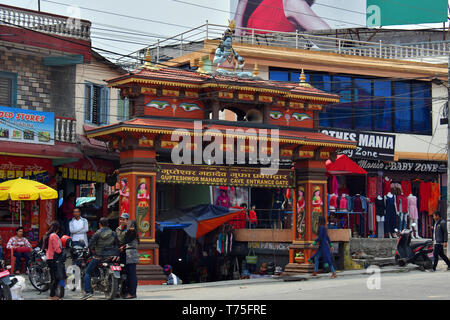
[118,142,165,284]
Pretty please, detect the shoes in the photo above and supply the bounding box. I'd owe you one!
[124,294,137,299]
[81,292,93,300]
[330,272,337,279]
[426,269,436,272]
[447,267,450,271]
[311,272,318,276]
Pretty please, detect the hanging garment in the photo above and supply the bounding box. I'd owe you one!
[412,179,421,196]
[401,180,412,197]
[376,176,383,197]
[368,176,377,201]
[339,197,348,211]
[331,176,338,195]
[383,178,392,195]
[429,182,440,214]
[375,197,385,216]
[384,195,397,234]
[353,195,363,212]
[419,181,430,213]
[329,194,338,211]
[407,195,418,220]
[396,194,408,213]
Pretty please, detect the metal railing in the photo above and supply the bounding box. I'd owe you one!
[117,22,450,70]
[55,117,77,143]
[0,4,91,41]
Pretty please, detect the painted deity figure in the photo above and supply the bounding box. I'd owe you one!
[136,179,150,236]
[119,178,130,215]
[297,189,306,238]
[312,188,323,236]
[213,20,251,77]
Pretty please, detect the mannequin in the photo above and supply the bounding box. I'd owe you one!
[375,195,385,238]
[339,194,348,212]
[271,189,286,229]
[407,193,419,238]
[329,193,337,213]
[396,192,408,232]
[384,192,397,238]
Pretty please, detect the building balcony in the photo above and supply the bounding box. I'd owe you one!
[0,4,90,41]
[55,117,76,143]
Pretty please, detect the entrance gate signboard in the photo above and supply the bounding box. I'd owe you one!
[156,163,295,188]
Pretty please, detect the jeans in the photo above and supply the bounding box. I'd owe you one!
[83,258,100,294]
[398,213,408,231]
[125,263,137,296]
[0,247,3,260]
[313,250,335,273]
[13,251,30,272]
[433,244,450,270]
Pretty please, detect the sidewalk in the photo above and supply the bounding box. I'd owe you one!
[135,264,420,293]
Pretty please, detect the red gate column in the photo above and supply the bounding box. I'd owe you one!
[119,143,165,285]
[284,158,327,275]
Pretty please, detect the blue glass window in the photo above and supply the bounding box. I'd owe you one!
[373,81,393,132]
[332,76,353,129]
[412,82,431,134]
[269,70,289,82]
[353,78,372,130]
[394,82,412,133]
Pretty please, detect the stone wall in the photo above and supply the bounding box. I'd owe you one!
[350,238,398,257]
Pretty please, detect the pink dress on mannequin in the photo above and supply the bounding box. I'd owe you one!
[407,195,418,220]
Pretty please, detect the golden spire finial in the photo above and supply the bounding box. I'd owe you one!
[298,68,312,88]
[197,58,207,74]
[228,19,236,33]
[142,48,160,71]
[252,63,259,77]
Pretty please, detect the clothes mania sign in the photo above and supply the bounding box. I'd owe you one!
[157,163,294,188]
[320,128,395,161]
[0,106,55,145]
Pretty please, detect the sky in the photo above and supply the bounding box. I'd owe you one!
[2,0,450,64]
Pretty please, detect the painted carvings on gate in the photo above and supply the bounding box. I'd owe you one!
[119,177,130,215]
[311,185,324,238]
[136,177,151,237]
[296,186,306,240]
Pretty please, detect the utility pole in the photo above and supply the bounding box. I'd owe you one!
[38,0,41,12]
[447,55,450,257]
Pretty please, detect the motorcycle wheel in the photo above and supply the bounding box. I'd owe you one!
[395,255,405,267]
[104,272,119,300]
[28,265,50,292]
[0,282,12,300]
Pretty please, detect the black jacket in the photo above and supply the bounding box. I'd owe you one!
[433,218,448,244]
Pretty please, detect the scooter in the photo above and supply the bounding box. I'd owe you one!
[394,224,434,271]
[0,259,18,300]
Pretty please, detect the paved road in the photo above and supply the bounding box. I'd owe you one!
[18,265,450,300]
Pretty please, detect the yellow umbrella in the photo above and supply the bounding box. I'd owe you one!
[0,177,58,225]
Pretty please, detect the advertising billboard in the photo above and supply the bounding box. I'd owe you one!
[0,106,55,145]
[230,0,448,32]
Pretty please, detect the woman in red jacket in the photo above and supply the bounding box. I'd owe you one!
[234,0,330,35]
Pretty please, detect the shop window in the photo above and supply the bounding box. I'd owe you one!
[412,82,431,134]
[84,82,109,125]
[332,76,353,129]
[117,93,129,121]
[0,71,17,107]
[269,70,289,82]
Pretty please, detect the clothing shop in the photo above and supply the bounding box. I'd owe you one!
[154,163,296,283]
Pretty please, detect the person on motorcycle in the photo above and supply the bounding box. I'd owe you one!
[431,211,450,272]
[82,218,119,300]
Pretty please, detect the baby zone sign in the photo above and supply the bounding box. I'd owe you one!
[0,106,55,145]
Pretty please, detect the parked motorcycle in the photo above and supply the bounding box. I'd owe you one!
[28,247,51,292]
[394,225,433,271]
[0,259,18,300]
[79,249,125,300]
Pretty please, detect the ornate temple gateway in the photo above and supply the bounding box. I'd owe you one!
[86,23,356,283]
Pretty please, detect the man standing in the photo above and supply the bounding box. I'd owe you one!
[116,213,129,264]
[431,211,450,271]
[82,218,119,300]
[69,208,89,247]
[61,193,76,235]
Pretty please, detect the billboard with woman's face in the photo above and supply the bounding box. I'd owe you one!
[230,0,447,33]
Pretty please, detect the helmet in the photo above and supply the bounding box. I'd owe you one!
[163,264,172,275]
[61,235,71,248]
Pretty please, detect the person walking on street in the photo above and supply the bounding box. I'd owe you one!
[120,220,139,299]
[69,207,88,247]
[82,217,119,300]
[431,211,450,272]
[309,216,337,279]
[43,221,64,300]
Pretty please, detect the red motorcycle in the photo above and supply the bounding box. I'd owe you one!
[394,225,433,271]
[0,259,18,300]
